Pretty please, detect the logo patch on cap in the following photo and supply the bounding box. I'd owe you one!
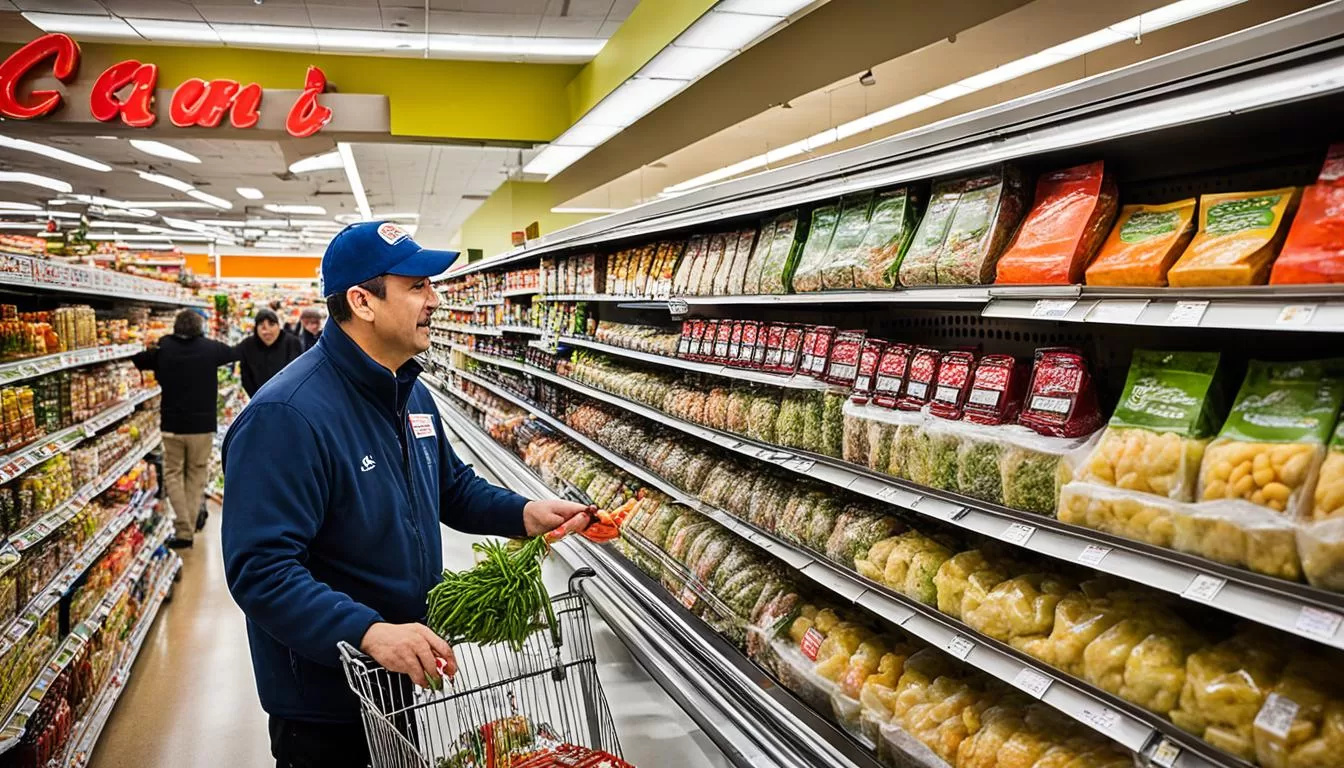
[377,222,409,245]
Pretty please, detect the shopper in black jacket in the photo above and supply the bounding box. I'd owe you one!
[132,309,238,548]
[296,306,323,351]
[237,309,303,397]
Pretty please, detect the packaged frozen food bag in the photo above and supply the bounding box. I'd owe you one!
[695,234,729,296]
[1171,499,1302,580]
[1197,358,1344,518]
[1078,350,1224,501]
[1270,183,1344,285]
[802,325,837,379]
[654,240,686,299]
[1018,348,1103,439]
[757,210,805,295]
[823,330,867,388]
[929,350,976,421]
[821,192,876,289]
[995,161,1117,285]
[1082,602,1204,717]
[1170,631,1287,761]
[872,342,913,410]
[1168,187,1301,286]
[1299,424,1344,586]
[955,427,1005,505]
[1252,653,1344,768]
[777,324,806,376]
[675,235,709,296]
[710,234,741,296]
[741,218,775,295]
[791,204,840,293]
[899,179,962,286]
[852,339,887,402]
[1085,199,1197,287]
[854,188,919,289]
[936,165,1028,285]
[896,347,941,411]
[725,229,759,295]
[963,354,1029,426]
[1000,427,1095,515]
[1058,481,1180,548]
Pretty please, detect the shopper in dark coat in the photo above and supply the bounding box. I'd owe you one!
[237,309,304,397]
[297,306,323,351]
[132,309,239,548]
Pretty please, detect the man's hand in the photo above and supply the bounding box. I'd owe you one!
[360,622,456,689]
[524,499,594,538]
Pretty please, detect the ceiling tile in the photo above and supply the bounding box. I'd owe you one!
[607,0,636,21]
[194,4,311,25]
[597,19,622,37]
[100,0,203,20]
[459,0,549,12]
[563,0,614,18]
[305,4,382,29]
[429,10,540,36]
[537,15,601,37]
[12,0,107,11]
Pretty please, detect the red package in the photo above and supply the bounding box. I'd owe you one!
[1018,347,1103,437]
[896,347,941,411]
[822,330,867,387]
[676,321,695,358]
[1270,147,1344,284]
[727,320,744,362]
[735,320,760,367]
[750,321,770,369]
[776,324,805,375]
[761,323,787,371]
[688,319,710,360]
[929,349,976,420]
[851,339,887,402]
[802,326,836,378]
[963,354,1028,426]
[995,161,1119,285]
[1318,142,1344,184]
[712,320,733,362]
[872,343,912,409]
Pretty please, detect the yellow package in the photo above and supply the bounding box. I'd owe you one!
[1085,199,1196,286]
[1253,654,1344,768]
[1168,188,1300,286]
[1171,631,1288,761]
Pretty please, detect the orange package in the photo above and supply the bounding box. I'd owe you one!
[1167,187,1300,286]
[995,161,1118,285]
[1270,144,1344,284]
[1085,199,1197,286]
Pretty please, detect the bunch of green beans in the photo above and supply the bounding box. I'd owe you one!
[426,537,559,651]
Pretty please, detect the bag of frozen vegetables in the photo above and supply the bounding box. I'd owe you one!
[741,219,775,296]
[791,204,840,293]
[819,192,875,289]
[852,187,919,289]
[757,210,806,295]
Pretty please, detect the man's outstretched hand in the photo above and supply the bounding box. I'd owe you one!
[361,622,456,690]
[524,499,594,538]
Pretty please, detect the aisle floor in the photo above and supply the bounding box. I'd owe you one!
[89,438,728,768]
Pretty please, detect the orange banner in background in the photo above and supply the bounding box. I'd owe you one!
[183,253,321,281]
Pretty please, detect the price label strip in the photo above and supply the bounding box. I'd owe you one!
[1150,739,1182,768]
[1253,693,1300,740]
[1077,544,1112,566]
[1294,606,1342,640]
[945,634,975,660]
[1080,705,1121,734]
[1030,299,1077,319]
[1011,667,1053,699]
[1182,574,1226,603]
[1001,523,1036,546]
[1167,300,1209,327]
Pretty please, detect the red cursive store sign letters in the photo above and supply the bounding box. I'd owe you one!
[0,33,333,137]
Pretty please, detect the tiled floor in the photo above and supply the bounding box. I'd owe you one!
[88,438,728,768]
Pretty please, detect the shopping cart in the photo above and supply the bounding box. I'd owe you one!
[338,568,622,768]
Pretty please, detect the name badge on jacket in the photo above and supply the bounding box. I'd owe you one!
[408,413,435,439]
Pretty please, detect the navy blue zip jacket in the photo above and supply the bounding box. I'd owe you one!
[220,320,528,723]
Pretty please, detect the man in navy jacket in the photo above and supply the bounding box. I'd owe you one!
[221,221,591,768]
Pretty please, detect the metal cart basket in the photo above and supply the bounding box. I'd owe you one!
[339,568,622,768]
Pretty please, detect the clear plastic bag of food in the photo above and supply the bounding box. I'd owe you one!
[821,192,876,289]
[1252,653,1344,768]
[899,180,962,287]
[821,390,846,458]
[956,429,1005,505]
[1298,517,1344,591]
[1171,499,1302,581]
[853,188,919,290]
[844,405,872,464]
[826,509,904,567]
[747,393,782,443]
[1058,481,1180,548]
[1170,631,1287,761]
[962,572,1073,645]
[742,219,776,296]
[912,419,961,492]
[791,204,840,293]
[1312,422,1344,521]
[1168,187,1302,287]
[1085,198,1197,287]
[873,530,955,606]
[725,229,759,296]
[936,165,1028,285]
[933,549,1013,620]
[999,426,1093,516]
[1198,358,1344,518]
[758,210,805,295]
[1082,602,1204,717]
[878,719,956,768]
[995,161,1117,285]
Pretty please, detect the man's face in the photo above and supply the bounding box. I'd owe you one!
[367,274,438,357]
[257,319,281,346]
[301,315,321,334]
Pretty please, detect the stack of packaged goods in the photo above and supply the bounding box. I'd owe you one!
[540,254,603,296]
[590,320,680,356]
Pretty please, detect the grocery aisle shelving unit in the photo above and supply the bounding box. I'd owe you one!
[429,7,1344,768]
[0,250,207,308]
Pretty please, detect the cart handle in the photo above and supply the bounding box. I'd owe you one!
[568,566,597,594]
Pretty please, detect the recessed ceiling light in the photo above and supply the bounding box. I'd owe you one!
[129,139,202,164]
[264,204,327,215]
[0,172,73,193]
[0,135,112,172]
[137,171,195,193]
[236,187,264,200]
[288,151,343,174]
[187,190,233,209]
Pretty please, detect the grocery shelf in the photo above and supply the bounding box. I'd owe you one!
[430,394,886,768]
[501,286,539,298]
[440,323,503,337]
[0,250,207,308]
[460,358,1344,652]
[0,344,142,388]
[432,371,1245,768]
[443,303,475,312]
[0,385,161,487]
[57,551,181,768]
[457,347,527,373]
[0,499,169,753]
[557,335,829,390]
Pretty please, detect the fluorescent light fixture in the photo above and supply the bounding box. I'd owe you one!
[524,146,594,178]
[0,135,112,172]
[553,123,624,148]
[126,18,222,43]
[129,201,213,210]
[551,206,622,214]
[85,233,170,242]
[426,34,603,60]
[715,0,815,14]
[215,23,319,49]
[0,222,46,231]
[193,219,249,228]
[0,172,72,193]
[642,46,735,81]
[676,11,781,50]
[129,139,201,164]
[805,127,839,150]
[42,211,81,219]
[187,190,233,209]
[663,155,769,194]
[288,151,343,174]
[20,12,136,38]
[264,204,327,215]
[137,171,195,193]
[236,187,264,200]
[253,240,301,250]
[337,143,372,221]
[0,202,41,212]
[246,218,291,227]
[87,221,154,231]
[582,79,684,128]
[764,138,810,165]
[375,212,420,221]
[316,28,422,52]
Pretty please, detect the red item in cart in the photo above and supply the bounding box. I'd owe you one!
[929,349,976,420]
[822,330,867,387]
[872,343,912,409]
[736,320,760,367]
[1018,347,1103,437]
[963,354,1029,425]
[851,339,887,402]
[777,324,805,375]
[802,325,836,378]
[896,347,941,411]
[727,320,744,362]
[995,161,1119,285]
[712,320,733,361]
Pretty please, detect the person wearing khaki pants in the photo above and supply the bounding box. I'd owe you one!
[162,432,215,541]
[133,309,240,548]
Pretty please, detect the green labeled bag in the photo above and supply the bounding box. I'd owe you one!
[820,192,876,289]
[853,188,919,289]
[790,204,840,293]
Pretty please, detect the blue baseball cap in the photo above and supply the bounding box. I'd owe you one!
[321,221,458,297]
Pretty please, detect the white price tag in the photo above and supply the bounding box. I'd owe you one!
[667,298,689,315]
[1084,299,1149,325]
[876,486,900,501]
[1150,739,1182,768]
[1001,523,1036,546]
[968,388,1000,407]
[1030,395,1072,414]
[945,634,975,660]
[1077,544,1112,566]
[1276,304,1316,326]
[1011,667,1053,699]
[1030,299,1077,319]
[1182,573,1226,603]
[1294,606,1342,640]
[784,458,816,472]
[1167,300,1209,327]
[1081,706,1120,733]
[1254,693,1300,739]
